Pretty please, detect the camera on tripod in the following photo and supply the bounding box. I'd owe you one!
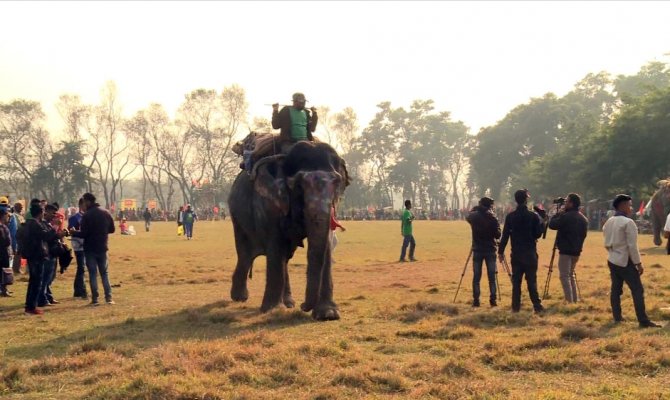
[553,197,566,206]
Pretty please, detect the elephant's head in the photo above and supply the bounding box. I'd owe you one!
[252,155,290,216]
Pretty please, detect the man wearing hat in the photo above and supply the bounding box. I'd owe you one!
[272,92,318,143]
[466,197,502,307]
[603,194,661,328]
[498,189,546,313]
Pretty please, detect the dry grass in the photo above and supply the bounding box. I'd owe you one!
[1,220,669,399]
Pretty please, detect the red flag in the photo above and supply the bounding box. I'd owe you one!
[638,200,645,215]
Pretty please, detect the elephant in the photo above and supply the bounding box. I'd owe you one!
[227,141,349,320]
[650,179,670,247]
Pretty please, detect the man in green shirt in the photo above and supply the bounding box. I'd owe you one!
[272,92,318,143]
[399,200,417,262]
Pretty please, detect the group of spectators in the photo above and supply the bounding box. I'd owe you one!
[0,193,115,315]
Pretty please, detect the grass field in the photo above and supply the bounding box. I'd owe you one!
[1,220,669,399]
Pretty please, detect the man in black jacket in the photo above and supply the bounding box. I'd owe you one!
[466,197,502,307]
[548,193,589,303]
[23,205,65,315]
[70,193,115,306]
[272,92,318,143]
[498,189,546,313]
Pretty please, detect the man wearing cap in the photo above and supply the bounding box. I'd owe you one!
[498,189,546,313]
[466,197,502,307]
[603,194,661,328]
[272,92,318,143]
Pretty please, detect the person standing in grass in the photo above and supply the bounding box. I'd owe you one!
[548,193,589,303]
[0,209,13,297]
[70,193,116,306]
[330,205,346,254]
[69,198,88,299]
[498,189,545,313]
[399,200,417,262]
[466,197,501,308]
[24,204,65,315]
[143,208,152,232]
[603,194,661,328]
[182,204,197,240]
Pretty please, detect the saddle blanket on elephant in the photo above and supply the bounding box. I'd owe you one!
[234,132,321,163]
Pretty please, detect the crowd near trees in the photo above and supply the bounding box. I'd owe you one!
[0,59,669,212]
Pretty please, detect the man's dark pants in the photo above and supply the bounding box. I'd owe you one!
[400,234,416,260]
[511,252,542,311]
[25,258,44,310]
[12,247,22,274]
[73,250,87,297]
[86,250,112,303]
[608,260,651,324]
[473,251,497,303]
[38,258,56,306]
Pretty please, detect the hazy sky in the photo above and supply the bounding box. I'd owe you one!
[1,1,669,136]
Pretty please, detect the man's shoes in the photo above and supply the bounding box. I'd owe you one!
[639,321,662,328]
[49,300,60,305]
[398,259,407,263]
[534,305,545,314]
[490,300,497,307]
[90,301,100,307]
[409,258,418,262]
[106,300,115,305]
[614,318,625,324]
[25,308,44,315]
[472,299,480,308]
[0,292,12,297]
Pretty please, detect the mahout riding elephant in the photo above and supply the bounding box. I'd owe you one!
[650,179,670,246]
[228,141,349,320]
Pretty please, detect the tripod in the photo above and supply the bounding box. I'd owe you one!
[541,203,562,300]
[453,249,473,303]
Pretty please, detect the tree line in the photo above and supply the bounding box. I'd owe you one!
[1,59,668,212]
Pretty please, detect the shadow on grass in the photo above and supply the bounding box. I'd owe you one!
[6,300,315,360]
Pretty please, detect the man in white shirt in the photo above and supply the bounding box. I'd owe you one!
[664,212,670,255]
[603,194,661,328]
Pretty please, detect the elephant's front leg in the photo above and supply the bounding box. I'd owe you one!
[312,237,340,321]
[231,226,253,302]
[260,244,287,313]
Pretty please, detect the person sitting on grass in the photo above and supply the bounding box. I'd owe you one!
[119,218,130,235]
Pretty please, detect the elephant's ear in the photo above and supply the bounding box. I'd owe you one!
[253,159,289,216]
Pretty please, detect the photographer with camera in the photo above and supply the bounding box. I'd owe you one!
[548,194,588,303]
[466,197,501,307]
[498,189,545,313]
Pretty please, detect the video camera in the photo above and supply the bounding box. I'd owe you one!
[553,197,566,206]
